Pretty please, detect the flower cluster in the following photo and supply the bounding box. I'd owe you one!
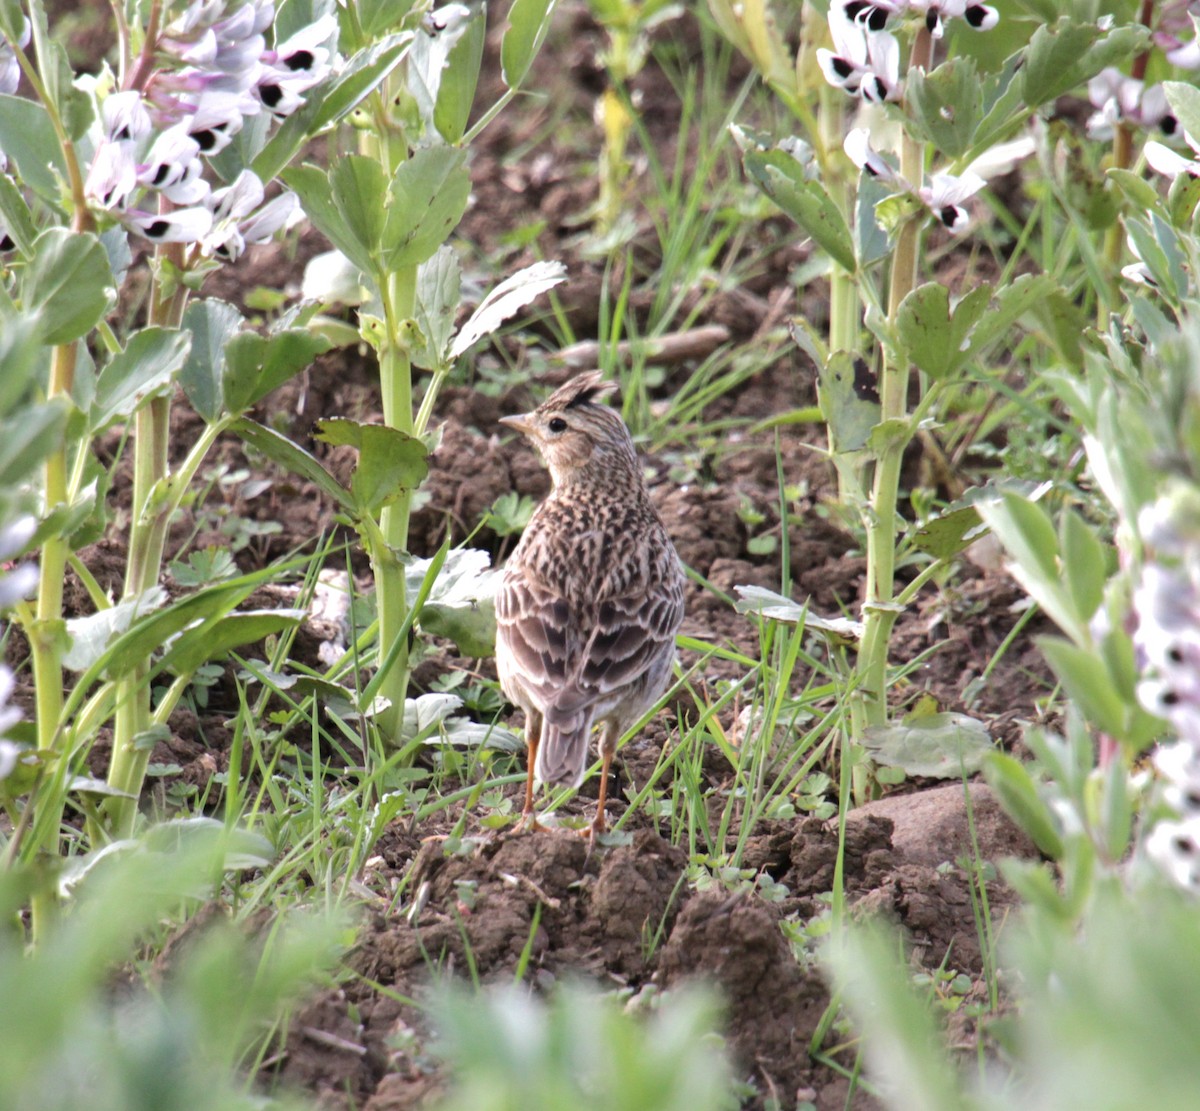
[0,517,36,610]
[0,17,28,98]
[0,17,30,182]
[0,665,23,783]
[1134,487,1200,891]
[819,0,998,104]
[844,128,988,233]
[1086,68,1178,142]
[82,0,332,250]
[1153,1,1200,70]
[0,516,36,787]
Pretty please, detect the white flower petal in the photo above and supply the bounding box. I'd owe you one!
[126,206,213,243]
[843,127,900,182]
[1146,140,1199,178]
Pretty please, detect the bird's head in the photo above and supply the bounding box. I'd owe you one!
[500,372,637,487]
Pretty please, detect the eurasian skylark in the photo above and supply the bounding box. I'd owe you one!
[495,371,685,839]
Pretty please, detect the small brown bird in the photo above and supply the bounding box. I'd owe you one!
[495,371,685,839]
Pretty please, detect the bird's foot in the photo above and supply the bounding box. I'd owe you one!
[516,810,545,834]
[582,810,607,849]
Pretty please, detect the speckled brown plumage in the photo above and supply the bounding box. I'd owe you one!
[495,371,685,838]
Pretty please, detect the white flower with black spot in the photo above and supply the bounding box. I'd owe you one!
[817,9,900,103]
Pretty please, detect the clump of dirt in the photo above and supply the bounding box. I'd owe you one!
[268,787,1031,1109]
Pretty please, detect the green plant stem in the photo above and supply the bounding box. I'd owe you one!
[819,83,864,506]
[1099,0,1156,324]
[373,266,418,743]
[101,242,189,839]
[848,27,932,796]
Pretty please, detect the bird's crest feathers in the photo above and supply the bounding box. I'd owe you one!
[543,371,617,413]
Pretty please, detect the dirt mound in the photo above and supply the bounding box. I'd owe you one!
[271,788,1030,1108]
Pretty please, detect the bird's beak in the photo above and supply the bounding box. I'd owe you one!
[500,413,535,437]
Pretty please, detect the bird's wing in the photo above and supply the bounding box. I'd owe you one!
[497,555,684,726]
[571,576,684,700]
[495,569,580,710]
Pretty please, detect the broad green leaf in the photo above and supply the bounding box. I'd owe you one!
[1163,80,1200,140]
[162,609,306,675]
[818,351,879,453]
[733,584,864,639]
[1021,21,1145,110]
[412,246,463,370]
[31,478,99,548]
[231,416,355,512]
[283,164,377,278]
[0,309,42,415]
[1168,169,1200,227]
[223,327,331,414]
[895,282,990,380]
[906,58,980,158]
[180,299,243,423]
[984,752,1064,859]
[408,6,472,129]
[141,816,275,870]
[959,273,1055,366]
[91,327,191,431]
[356,0,419,36]
[0,94,67,200]
[0,0,23,40]
[331,154,389,264]
[253,32,415,182]
[314,418,429,513]
[973,51,1024,152]
[1059,509,1108,626]
[978,493,1085,644]
[403,548,500,657]
[0,398,69,487]
[434,5,485,143]
[381,145,471,269]
[100,579,265,680]
[1106,167,1161,214]
[861,712,993,778]
[1031,287,1086,371]
[23,228,112,345]
[911,504,983,561]
[1125,216,1179,302]
[853,170,893,270]
[744,149,855,272]
[0,172,36,256]
[502,0,556,89]
[867,416,911,455]
[1038,636,1127,738]
[63,588,169,672]
[825,925,964,1111]
[449,260,567,359]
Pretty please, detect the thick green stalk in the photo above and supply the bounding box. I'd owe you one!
[373,266,417,742]
[358,84,419,745]
[849,28,932,783]
[1099,0,1155,324]
[819,82,864,507]
[101,244,187,839]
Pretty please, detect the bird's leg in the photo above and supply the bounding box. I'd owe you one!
[518,709,544,833]
[587,721,621,845]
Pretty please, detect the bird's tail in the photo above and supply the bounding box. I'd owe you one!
[535,708,594,788]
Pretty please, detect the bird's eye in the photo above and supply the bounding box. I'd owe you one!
[547,417,568,434]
